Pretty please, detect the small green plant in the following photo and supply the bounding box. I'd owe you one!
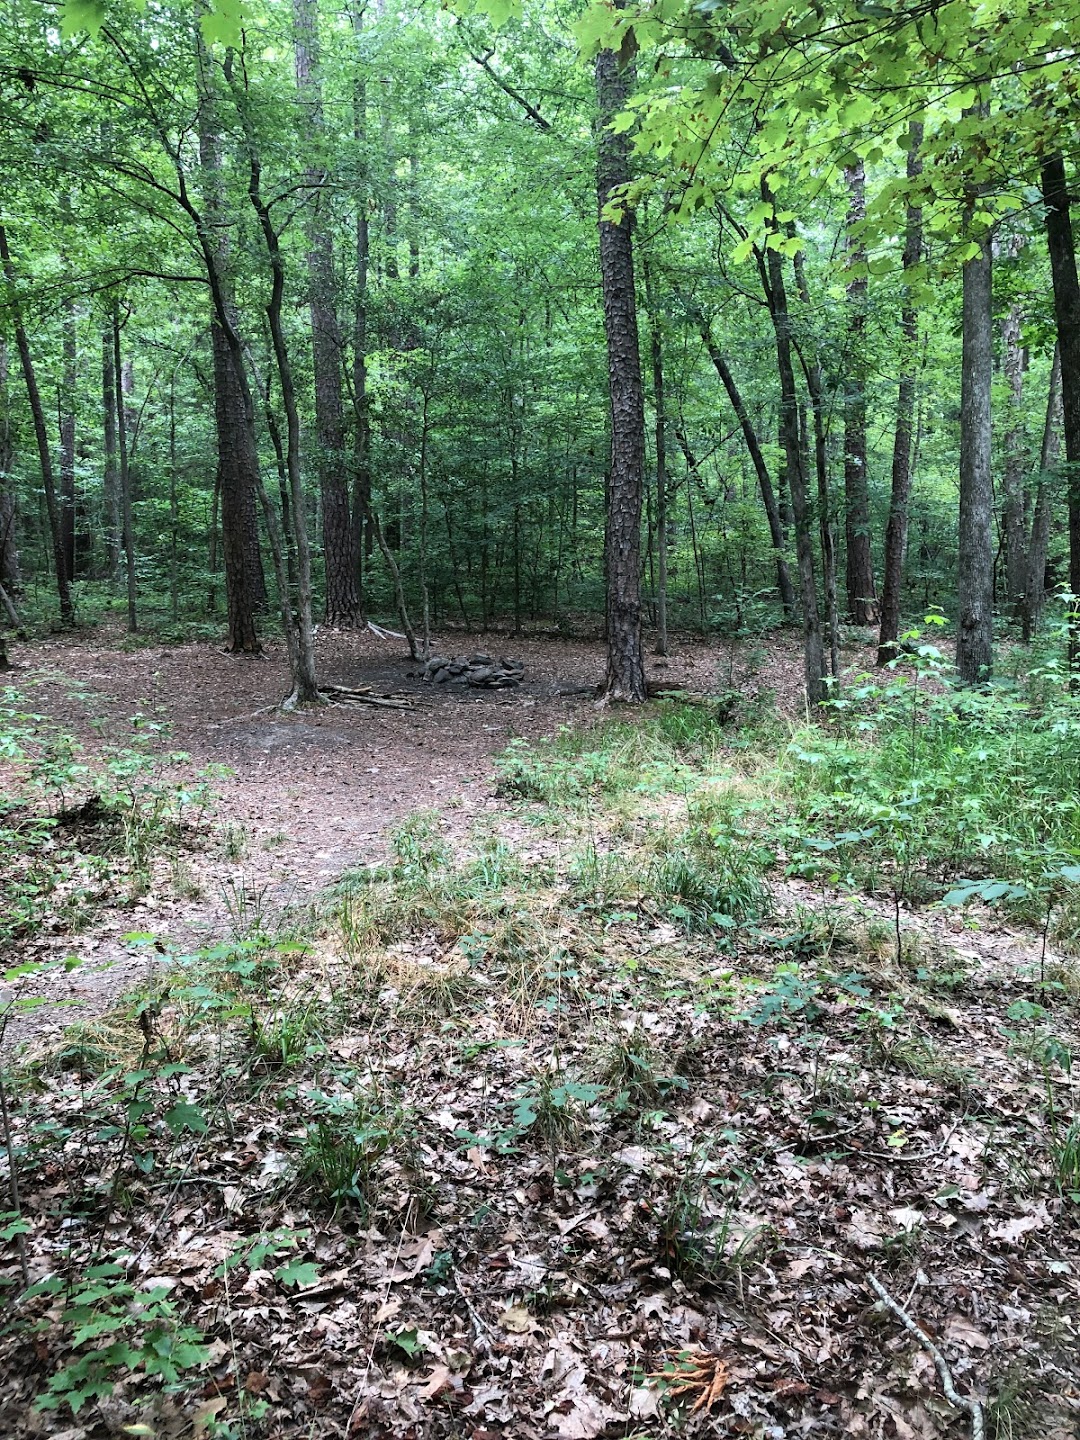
[31,1261,209,1416]
[656,1147,762,1287]
[296,1086,411,1215]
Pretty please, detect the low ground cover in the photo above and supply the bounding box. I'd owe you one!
[0,643,1078,1438]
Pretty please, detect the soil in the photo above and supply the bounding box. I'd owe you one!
[1,624,807,1043]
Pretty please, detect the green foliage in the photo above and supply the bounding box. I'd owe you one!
[781,643,1080,912]
[31,1263,208,1416]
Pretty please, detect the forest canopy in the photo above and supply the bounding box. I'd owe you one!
[0,0,1079,689]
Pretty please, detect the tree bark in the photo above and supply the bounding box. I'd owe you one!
[294,0,360,628]
[352,3,373,588]
[878,122,923,665]
[0,222,74,626]
[0,340,20,597]
[956,140,994,686]
[695,312,795,619]
[101,327,121,581]
[1041,151,1080,671]
[843,160,877,624]
[642,250,668,655]
[595,31,646,702]
[1022,346,1061,643]
[112,307,137,633]
[59,297,77,584]
[1000,295,1028,615]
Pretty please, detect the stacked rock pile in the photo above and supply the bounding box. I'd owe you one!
[421,652,525,689]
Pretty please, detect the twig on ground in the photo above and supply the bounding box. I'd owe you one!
[451,1271,494,1353]
[867,1272,984,1440]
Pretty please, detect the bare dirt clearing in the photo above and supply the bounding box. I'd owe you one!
[2,627,802,1036]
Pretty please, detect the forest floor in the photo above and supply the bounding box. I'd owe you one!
[0,624,1078,1440]
[0,622,800,1041]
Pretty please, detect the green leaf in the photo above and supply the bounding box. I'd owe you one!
[163,1101,208,1135]
[274,1258,320,1289]
[60,0,106,38]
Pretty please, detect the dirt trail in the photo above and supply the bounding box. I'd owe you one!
[4,626,794,1044]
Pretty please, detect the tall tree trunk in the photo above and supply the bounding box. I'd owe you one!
[196,60,264,654]
[229,58,320,706]
[1000,293,1028,615]
[112,307,137,633]
[1041,151,1080,671]
[695,312,795,619]
[791,248,840,677]
[1022,346,1061,643]
[878,122,924,665]
[760,193,825,705]
[0,222,74,626]
[642,250,668,655]
[843,160,877,624]
[59,298,77,584]
[956,138,994,686]
[595,32,646,702]
[352,3,373,589]
[0,340,20,596]
[101,327,121,581]
[294,0,360,628]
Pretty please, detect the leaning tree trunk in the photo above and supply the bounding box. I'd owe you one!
[0,223,74,626]
[843,160,877,624]
[878,122,923,665]
[294,0,360,628]
[956,148,994,687]
[760,195,825,706]
[791,247,840,678]
[1022,346,1061,643]
[229,61,320,706]
[1041,151,1080,673]
[696,311,795,619]
[196,63,264,654]
[595,32,646,702]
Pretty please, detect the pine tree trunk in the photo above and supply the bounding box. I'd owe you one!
[294,0,360,628]
[1041,152,1080,672]
[956,151,994,686]
[843,160,877,624]
[0,223,74,626]
[878,122,923,665]
[595,34,646,702]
